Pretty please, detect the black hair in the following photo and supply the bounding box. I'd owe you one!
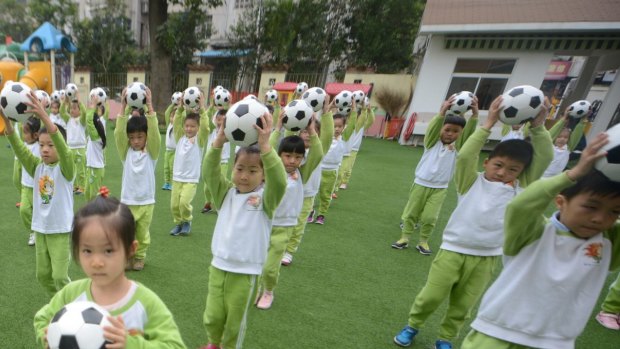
[265,105,275,114]
[561,169,620,200]
[234,145,262,166]
[126,115,148,135]
[40,123,67,141]
[24,116,41,134]
[333,113,347,125]
[50,101,60,109]
[444,115,466,128]
[185,112,201,125]
[488,139,534,168]
[216,109,227,117]
[92,111,107,149]
[278,135,306,155]
[72,196,136,262]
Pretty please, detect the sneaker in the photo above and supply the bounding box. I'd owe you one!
[596,311,620,330]
[256,291,274,309]
[201,203,212,214]
[74,189,83,196]
[399,221,404,230]
[281,252,293,266]
[161,183,170,190]
[179,222,192,236]
[315,215,325,225]
[331,193,338,199]
[435,340,452,349]
[416,242,432,255]
[393,325,418,347]
[28,233,35,246]
[170,224,182,236]
[307,210,315,223]
[339,183,347,190]
[391,239,409,249]
[133,259,145,271]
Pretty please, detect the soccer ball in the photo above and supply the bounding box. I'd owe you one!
[171,91,183,105]
[65,83,78,101]
[126,82,147,109]
[265,89,278,104]
[364,96,370,107]
[89,88,107,105]
[183,86,201,109]
[47,301,112,349]
[59,90,66,100]
[213,85,225,93]
[567,100,591,119]
[335,90,352,109]
[352,90,365,105]
[302,87,326,112]
[0,81,33,123]
[338,106,352,115]
[595,123,620,182]
[35,90,51,108]
[448,91,474,116]
[499,85,544,125]
[243,94,258,101]
[283,100,313,131]
[225,99,268,147]
[214,89,231,107]
[295,82,308,95]
[50,90,62,103]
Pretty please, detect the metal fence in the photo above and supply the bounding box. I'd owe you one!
[91,73,127,100]
[285,72,326,88]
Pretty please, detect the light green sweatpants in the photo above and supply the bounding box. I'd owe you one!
[85,167,105,201]
[204,266,256,349]
[317,169,338,216]
[462,330,533,349]
[19,186,33,234]
[128,204,154,261]
[408,249,499,341]
[336,150,358,189]
[71,147,86,191]
[400,184,447,243]
[35,232,71,296]
[171,181,197,224]
[287,196,315,254]
[601,273,620,314]
[13,158,22,192]
[163,149,175,184]
[204,163,229,204]
[261,226,294,291]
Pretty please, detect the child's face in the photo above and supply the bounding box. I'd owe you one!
[299,130,310,148]
[233,153,264,193]
[334,118,345,137]
[440,123,463,144]
[555,192,620,238]
[22,126,38,144]
[555,130,570,148]
[215,114,224,128]
[483,156,525,184]
[184,118,199,138]
[70,103,80,118]
[128,131,147,151]
[511,124,522,131]
[280,151,304,173]
[50,104,59,114]
[38,133,59,164]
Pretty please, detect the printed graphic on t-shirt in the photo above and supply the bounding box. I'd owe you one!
[39,175,54,204]
[583,243,603,264]
[246,195,262,210]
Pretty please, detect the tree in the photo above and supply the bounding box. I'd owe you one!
[29,0,78,34]
[0,0,35,42]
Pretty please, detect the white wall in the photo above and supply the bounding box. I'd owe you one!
[208,1,242,48]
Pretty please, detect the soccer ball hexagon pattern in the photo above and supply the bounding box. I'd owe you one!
[295,82,308,95]
[126,82,147,109]
[171,91,183,105]
[35,90,51,108]
[448,91,474,116]
[595,123,620,182]
[183,86,201,109]
[47,301,112,349]
[243,94,258,101]
[225,99,268,147]
[51,90,62,103]
[352,90,365,106]
[283,100,313,131]
[338,106,352,115]
[0,81,33,123]
[567,100,591,119]
[65,83,78,101]
[214,89,231,107]
[213,85,225,93]
[499,85,544,125]
[335,90,352,109]
[89,88,107,105]
[265,89,278,104]
[302,87,326,112]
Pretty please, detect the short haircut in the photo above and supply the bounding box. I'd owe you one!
[40,123,67,141]
[24,116,41,134]
[72,196,136,262]
[234,145,262,166]
[488,139,534,168]
[185,112,201,124]
[216,109,227,117]
[265,105,275,114]
[561,169,620,200]
[278,135,306,155]
[444,115,466,128]
[126,115,148,134]
[50,101,60,109]
[333,114,347,124]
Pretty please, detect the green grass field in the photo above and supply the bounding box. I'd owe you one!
[0,127,618,349]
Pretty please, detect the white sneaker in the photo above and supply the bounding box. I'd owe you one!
[28,233,35,246]
[281,252,293,266]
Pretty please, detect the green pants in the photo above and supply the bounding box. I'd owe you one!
[601,273,620,314]
[171,181,197,224]
[19,186,33,234]
[13,157,22,192]
[85,167,105,201]
[462,330,533,349]
[317,169,338,216]
[336,150,358,189]
[287,196,315,254]
[400,184,447,242]
[261,226,294,291]
[204,163,229,204]
[204,266,256,349]
[163,149,175,184]
[408,249,499,341]
[35,232,71,296]
[72,148,86,191]
[128,205,154,260]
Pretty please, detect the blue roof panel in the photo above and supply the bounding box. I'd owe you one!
[20,22,77,53]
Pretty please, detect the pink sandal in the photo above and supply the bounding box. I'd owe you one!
[595,311,620,330]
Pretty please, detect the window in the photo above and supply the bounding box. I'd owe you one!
[354,79,362,84]
[269,78,276,86]
[446,58,516,110]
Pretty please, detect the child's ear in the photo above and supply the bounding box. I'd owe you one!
[555,195,567,210]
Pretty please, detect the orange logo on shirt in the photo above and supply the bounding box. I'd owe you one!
[38,175,54,204]
[583,243,603,263]
[246,195,261,208]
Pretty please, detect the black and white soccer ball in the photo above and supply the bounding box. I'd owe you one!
[214,89,231,107]
[47,301,112,349]
[65,83,78,101]
[183,86,201,109]
[364,96,370,107]
[265,89,278,104]
[567,100,591,119]
[338,106,352,115]
[225,99,268,147]
[35,90,51,108]
[0,81,33,123]
[302,87,326,112]
[171,91,183,105]
[126,82,147,109]
[595,123,620,182]
[352,90,365,105]
[283,99,313,132]
[448,91,474,116]
[59,90,66,100]
[499,85,544,125]
[295,82,308,95]
[243,94,258,101]
[335,90,352,109]
[89,88,107,105]
[50,90,62,103]
[213,85,225,93]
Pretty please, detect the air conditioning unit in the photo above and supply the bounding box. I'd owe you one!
[141,0,148,14]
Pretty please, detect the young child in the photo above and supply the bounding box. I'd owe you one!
[391,96,478,255]
[60,95,87,194]
[201,112,286,349]
[202,108,231,214]
[169,92,210,236]
[393,96,553,349]
[2,92,75,296]
[114,87,160,271]
[542,109,588,179]
[18,117,41,246]
[337,101,375,191]
[33,195,187,348]
[48,100,66,129]
[84,97,108,200]
[162,98,181,191]
[500,123,528,142]
[596,274,620,330]
[461,133,620,349]
[255,115,323,309]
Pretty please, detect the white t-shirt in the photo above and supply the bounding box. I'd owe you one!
[21,142,40,188]
[86,118,106,168]
[66,117,86,149]
[121,148,157,205]
[32,163,74,233]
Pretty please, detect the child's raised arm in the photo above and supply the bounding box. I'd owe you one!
[173,104,186,142]
[203,125,233,209]
[455,96,479,151]
[257,112,287,217]
[518,98,554,187]
[197,94,211,148]
[0,109,39,177]
[145,88,161,160]
[342,100,358,141]
[114,88,130,160]
[424,95,456,149]
[299,117,323,184]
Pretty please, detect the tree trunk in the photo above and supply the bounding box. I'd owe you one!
[149,0,171,117]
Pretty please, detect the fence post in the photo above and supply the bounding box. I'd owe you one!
[126,66,147,85]
[259,64,288,102]
[188,64,214,102]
